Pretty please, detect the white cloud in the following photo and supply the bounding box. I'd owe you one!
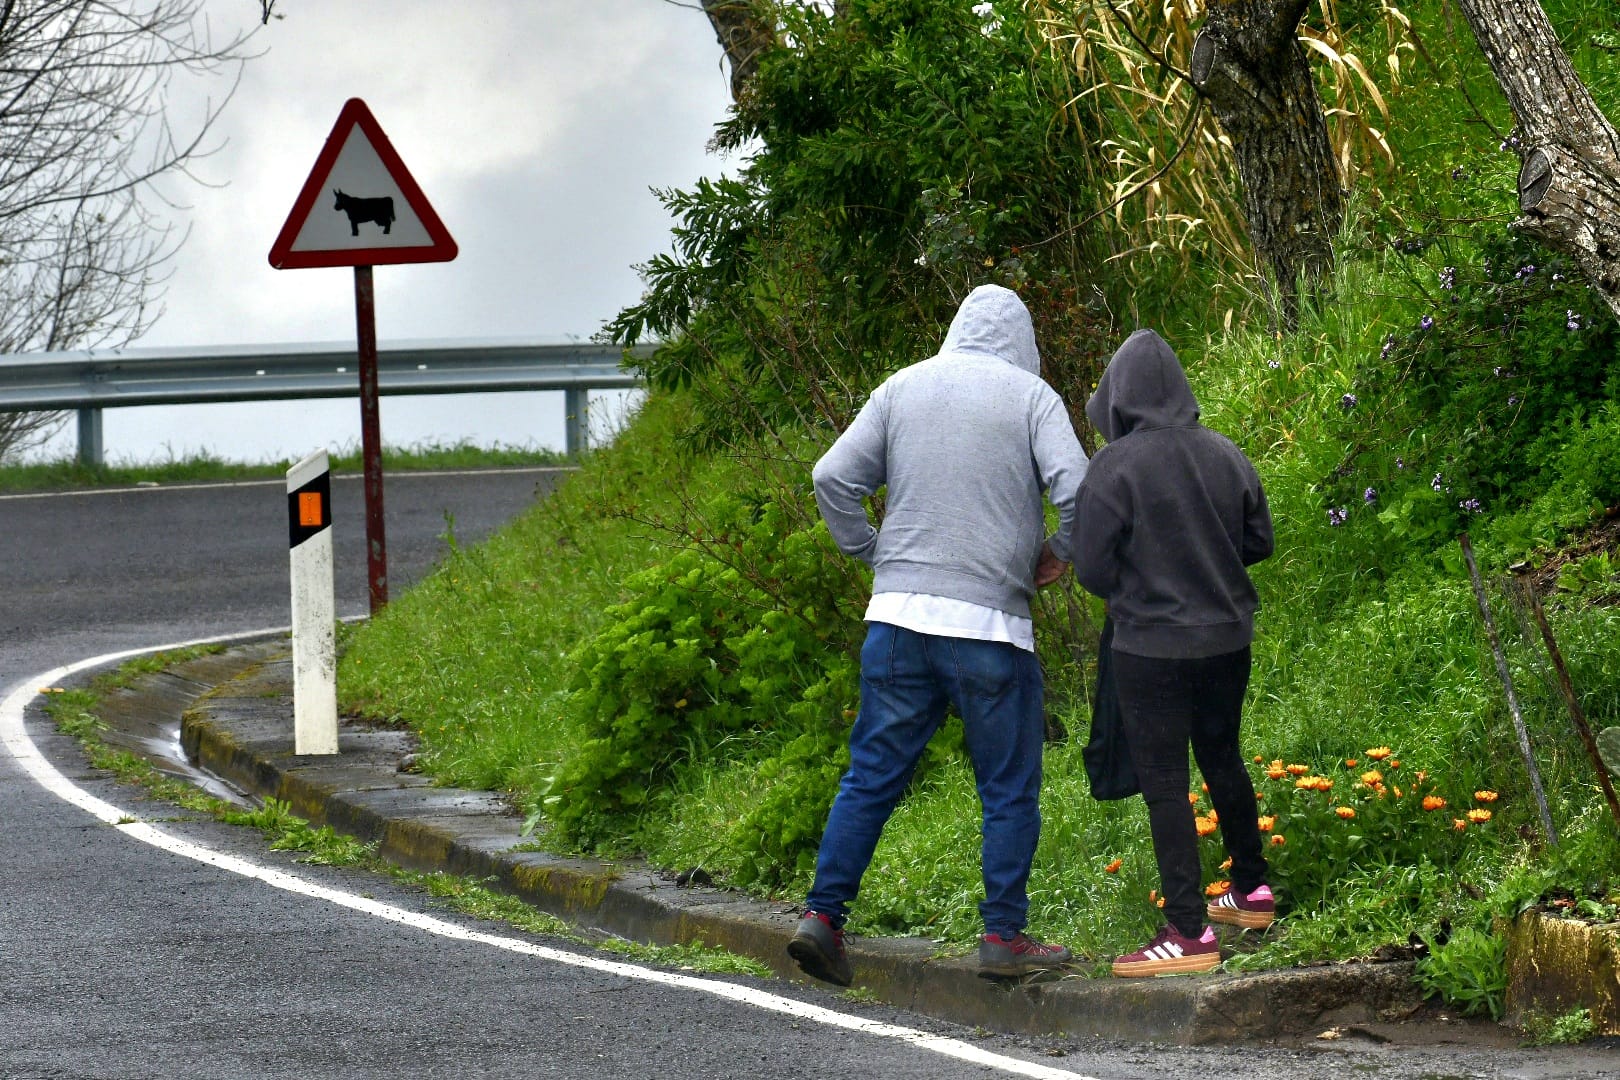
[31,1,733,462]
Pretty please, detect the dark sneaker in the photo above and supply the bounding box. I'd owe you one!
[1112,925,1221,977]
[1207,883,1276,929]
[978,931,1073,978]
[787,911,852,987]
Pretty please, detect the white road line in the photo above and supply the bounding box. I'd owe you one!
[0,466,576,501]
[0,630,1097,1080]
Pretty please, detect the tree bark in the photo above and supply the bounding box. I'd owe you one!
[1453,0,1620,320]
[702,0,776,101]
[1188,0,1343,317]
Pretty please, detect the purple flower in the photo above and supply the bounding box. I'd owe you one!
[1340,393,1359,411]
[1380,336,1396,360]
[1515,264,1537,280]
[1567,310,1582,331]
[1420,315,1435,331]
[1508,395,1521,406]
[1451,167,1466,181]
[1432,472,1446,492]
[1395,457,1406,470]
[1267,359,1281,370]
[1493,366,1505,377]
[1459,498,1483,514]
[1364,487,1378,505]
[1439,266,1456,290]
[1327,507,1348,527]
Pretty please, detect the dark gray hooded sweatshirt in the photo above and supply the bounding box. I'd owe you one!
[812,284,1088,619]
[1071,329,1274,658]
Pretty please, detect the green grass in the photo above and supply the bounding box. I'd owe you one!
[0,440,569,492]
[334,253,1620,982]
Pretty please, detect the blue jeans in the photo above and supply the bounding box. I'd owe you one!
[805,622,1045,936]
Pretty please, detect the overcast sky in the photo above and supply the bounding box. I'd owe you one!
[30,1,735,464]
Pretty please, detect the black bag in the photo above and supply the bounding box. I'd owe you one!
[1083,617,1140,800]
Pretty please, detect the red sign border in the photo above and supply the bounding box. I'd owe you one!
[268,98,458,270]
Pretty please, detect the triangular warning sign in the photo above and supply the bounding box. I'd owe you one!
[269,98,458,269]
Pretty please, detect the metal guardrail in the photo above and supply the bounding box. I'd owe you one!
[0,338,653,464]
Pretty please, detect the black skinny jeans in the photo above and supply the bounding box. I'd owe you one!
[1113,647,1268,938]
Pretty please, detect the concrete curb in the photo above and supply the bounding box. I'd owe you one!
[139,643,1425,1045]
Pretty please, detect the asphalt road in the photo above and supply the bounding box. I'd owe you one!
[1,471,1614,1079]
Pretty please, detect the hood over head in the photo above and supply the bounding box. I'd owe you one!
[938,284,1040,375]
[1085,329,1199,442]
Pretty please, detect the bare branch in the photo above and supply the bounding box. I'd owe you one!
[0,0,255,461]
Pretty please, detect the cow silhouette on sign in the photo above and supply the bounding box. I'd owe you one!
[332,189,395,236]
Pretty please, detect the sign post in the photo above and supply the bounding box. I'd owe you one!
[268,98,458,614]
[287,449,338,755]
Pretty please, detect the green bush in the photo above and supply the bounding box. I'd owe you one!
[1414,925,1509,1020]
[539,494,862,851]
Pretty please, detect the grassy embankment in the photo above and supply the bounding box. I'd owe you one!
[334,0,1620,1018]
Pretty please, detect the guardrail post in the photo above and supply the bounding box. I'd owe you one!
[565,387,588,457]
[76,408,103,469]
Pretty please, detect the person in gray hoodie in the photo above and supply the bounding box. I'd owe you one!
[1069,328,1276,978]
[786,284,1088,987]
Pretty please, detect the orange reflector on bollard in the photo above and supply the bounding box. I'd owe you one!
[298,491,324,527]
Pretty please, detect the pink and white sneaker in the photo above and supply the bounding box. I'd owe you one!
[1112,925,1221,977]
[1207,883,1276,929]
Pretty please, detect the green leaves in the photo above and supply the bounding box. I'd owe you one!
[541,496,861,855]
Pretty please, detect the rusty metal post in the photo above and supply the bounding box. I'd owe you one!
[1516,574,1620,831]
[354,264,387,613]
[1460,534,1558,846]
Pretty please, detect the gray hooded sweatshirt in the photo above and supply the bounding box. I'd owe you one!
[811,284,1088,620]
[1071,329,1274,658]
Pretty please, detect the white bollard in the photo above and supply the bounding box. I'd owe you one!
[287,449,339,755]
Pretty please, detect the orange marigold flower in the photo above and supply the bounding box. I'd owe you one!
[1361,770,1383,786]
[1201,782,1210,793]
[1344,758,1359,768]
[1474,790,1499,803]
[1388,760,1401,769]
[1422,795,1447,811]
[1415,770,1428,782]
[1220,857,1233,870]
[1266,765,1288,780]
[1392,785,1403,798]
[1296,776,1334,791]
[1195,816,1219,837]
[1336,806,1356,819]
[1453,818,1468,831]
[1207,810,1220,825]
[1104,858,1123,873]
[1286,763,1310,775]
[1257,815,1275,832]
[1366,746,1392,760]
[1271,834,1287,846]
[1188,791,1201,805]
[1254,755,1264,764]
[1468,809,1492,824]
[1206,880,1232,897]
[1255,791,1264,801]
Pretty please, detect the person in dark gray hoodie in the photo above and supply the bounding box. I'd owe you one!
[786,284,1088,987]
[1069,328,1276,978]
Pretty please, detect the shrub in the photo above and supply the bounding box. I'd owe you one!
[1414,924,1509,1020]
[539,495,861,850]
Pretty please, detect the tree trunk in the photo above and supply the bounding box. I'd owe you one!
[702,0,776,101]
[1189,0,1342,317]
[1453,0,1620,320]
